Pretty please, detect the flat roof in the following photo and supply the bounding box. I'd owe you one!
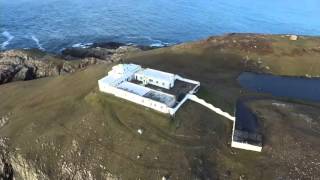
[117,82,150,96]
[136,68,175,82]
[233,100,262,146]
[99,75,121,86]
[143,90,175,107]
[112,64,141,72]
[235,101,260,133]
[117,81,175,106]
[109,64,141,77]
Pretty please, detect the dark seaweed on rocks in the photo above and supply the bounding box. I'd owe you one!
[90,42,126,49]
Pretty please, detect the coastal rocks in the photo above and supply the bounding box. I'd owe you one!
[62,47,112,59]
[62,45,142,61]
[110,46,141,62]
[0,49,63,84]
[90,42,126,49]
[13,65,35,81]
[0,43,146,85]
[0,48,107,85]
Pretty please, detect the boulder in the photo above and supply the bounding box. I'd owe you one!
[13,66,35,81]
[289,35,298,41]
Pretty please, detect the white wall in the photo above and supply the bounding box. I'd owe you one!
[188,95,235,121]
[135,73,173,89]
[169,94,189,115]
[230,119,262,152]
[231,141,262,152]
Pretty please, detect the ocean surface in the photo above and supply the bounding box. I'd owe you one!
[1,0,320,52]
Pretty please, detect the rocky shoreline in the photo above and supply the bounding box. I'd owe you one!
[0,42,148,86]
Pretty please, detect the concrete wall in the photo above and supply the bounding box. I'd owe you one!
[231,141,262,152]
[230,118,262,152]
[169,94,190,115]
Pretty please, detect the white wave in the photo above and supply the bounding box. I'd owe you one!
[150,42,173,47]
[150,43,165,47]
[125,35,174,47]
[1,31,14,49]
[31,35,45,50]
[71,42,93,48]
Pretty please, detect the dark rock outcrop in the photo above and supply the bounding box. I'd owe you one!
[13,65,35,81]
[0,49,65,84]
[0,44,144,85]
[62,47,112,59]
[90,42,126,49]
[62,45,141,60]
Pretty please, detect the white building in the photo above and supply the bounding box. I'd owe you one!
[135,68,175,89]
[98,64,200,115]
[98,64,263,152]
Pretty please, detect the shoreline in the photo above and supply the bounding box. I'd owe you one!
[1,33,320,86]
[2,32,320,54]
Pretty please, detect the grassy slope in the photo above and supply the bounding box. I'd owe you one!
[0,63,231,179]
[0,34,320,179]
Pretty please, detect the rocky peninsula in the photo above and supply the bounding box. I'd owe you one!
[0,42,144,85]
[0,34,320,179]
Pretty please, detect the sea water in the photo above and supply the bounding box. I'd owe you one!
[1,0,319,52]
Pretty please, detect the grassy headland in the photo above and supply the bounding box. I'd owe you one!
[0,34,320,179]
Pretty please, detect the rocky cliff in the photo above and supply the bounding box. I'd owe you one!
[0,136,119,180]
[0,43,142,85]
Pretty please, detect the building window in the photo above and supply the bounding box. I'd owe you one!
[156,81,159,84]
[162,82,165,86]
[149,79,153,82]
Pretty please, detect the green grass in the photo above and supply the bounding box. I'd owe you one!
[1,34,320,179]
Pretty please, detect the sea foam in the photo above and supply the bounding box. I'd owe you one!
[71,42,93,48]
[31,35,45,50]
[1,31,14,49]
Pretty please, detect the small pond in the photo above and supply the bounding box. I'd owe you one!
[238,72,320,102]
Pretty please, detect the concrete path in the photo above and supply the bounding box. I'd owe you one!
[187,94,235,121]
